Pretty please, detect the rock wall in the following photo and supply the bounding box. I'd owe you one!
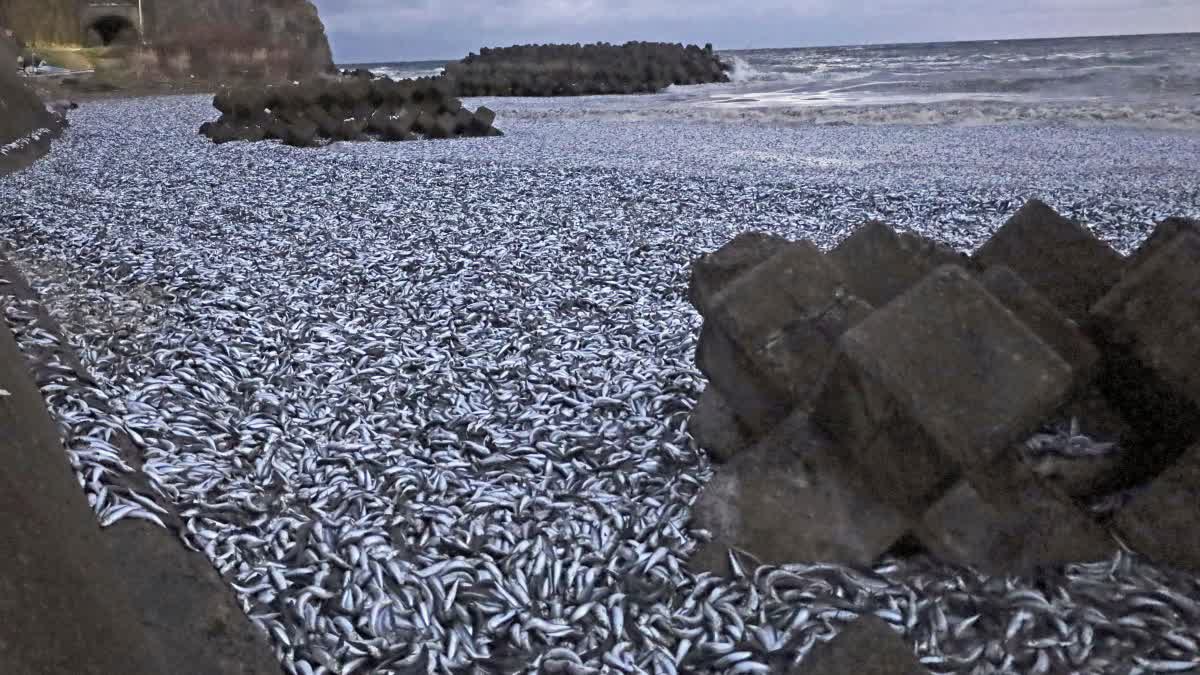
[0,0,81,46]
[138,0,333,79]
[0,34,62,175]
[1,0,333,80]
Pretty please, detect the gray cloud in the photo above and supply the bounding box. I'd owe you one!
[310,0,1199,62]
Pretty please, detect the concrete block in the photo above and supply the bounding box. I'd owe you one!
[981,264,1099,381]
[695,323,788,438]
[366,107,392,134]
[789,616,930,675]
[1126,216,1199,273]
[333,118,368,142]
[813,265,1075,515]
[1114,443,1200,572]
[453,107,475,136]
[918,455,1117,577]
[232,125,266,143]
[1088,231,1200,484]
[689,413,910,577]
[474,105,497,128]
[689,387,752,464]
[688,231,792,317]
[261,118,290,141]
[973,199,1124,321]
[382,119,415,142]
[699,242,872,434]
[283,121,318,148]
[829,220,973,309]
[204,122,237,145]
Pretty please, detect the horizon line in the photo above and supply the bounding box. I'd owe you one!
[334,29,1197,66]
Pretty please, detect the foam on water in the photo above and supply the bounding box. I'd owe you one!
[352,34,1200,130]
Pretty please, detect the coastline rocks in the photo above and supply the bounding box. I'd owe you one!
[441,41,730,97]
[200,75,502,146]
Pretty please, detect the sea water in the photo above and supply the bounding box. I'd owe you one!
[347,33,1200,129]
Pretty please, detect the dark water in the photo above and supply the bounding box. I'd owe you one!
[721,33,1199,106]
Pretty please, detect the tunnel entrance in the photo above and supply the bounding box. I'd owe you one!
[88,15,138,46]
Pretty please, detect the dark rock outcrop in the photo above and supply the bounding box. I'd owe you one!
[201,76,503,146]
[441,41,730,96]
[138,0,334,80]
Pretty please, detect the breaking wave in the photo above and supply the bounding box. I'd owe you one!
[496,100,1200,131]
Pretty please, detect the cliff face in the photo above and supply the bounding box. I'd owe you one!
[0,34,62,175]
[0,0,81,46]
[1,0,333,79]
[139,0,334,78]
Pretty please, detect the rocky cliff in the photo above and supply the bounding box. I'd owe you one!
[1,0,333,80]
[0,0,79,46]
[0,34,62,175]
[137,0,334,79]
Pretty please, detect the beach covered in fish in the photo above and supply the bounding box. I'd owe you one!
[2,93,1200,673]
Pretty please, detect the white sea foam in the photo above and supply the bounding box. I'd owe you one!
[367,65,445,81]
[489,97,1200,131]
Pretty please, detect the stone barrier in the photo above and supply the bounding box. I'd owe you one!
[441,41,730,97]
[688,198,1200,587]
[200,75,502,147]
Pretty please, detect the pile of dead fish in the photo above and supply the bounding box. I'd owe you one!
[2,96,1200,675]
[200,76,501,147]
[441,42,731,97]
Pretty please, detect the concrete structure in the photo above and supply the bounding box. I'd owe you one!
[80,2,143,46]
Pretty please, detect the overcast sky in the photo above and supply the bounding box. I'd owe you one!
[311,0,1199,63]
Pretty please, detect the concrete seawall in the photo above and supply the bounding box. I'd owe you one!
[0,34,63,175]
[0,254,283,672]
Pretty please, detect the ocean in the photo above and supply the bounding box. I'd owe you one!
[345,33,1200,128]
